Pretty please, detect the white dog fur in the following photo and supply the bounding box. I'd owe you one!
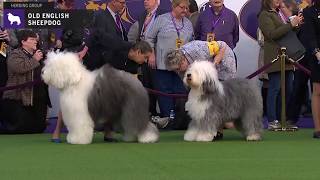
[183,61,263,142]
[42,52,159,144]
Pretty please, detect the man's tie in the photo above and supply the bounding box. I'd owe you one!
[115,13,122,30]
[115,13,124,40]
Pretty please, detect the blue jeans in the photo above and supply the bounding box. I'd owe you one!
[267,71,294,122]
[153,70,187,117]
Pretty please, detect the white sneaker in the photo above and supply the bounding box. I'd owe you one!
[151,116,169,129]
[268,120,281,130]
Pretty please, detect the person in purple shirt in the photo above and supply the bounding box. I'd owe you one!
[194,0,239,50]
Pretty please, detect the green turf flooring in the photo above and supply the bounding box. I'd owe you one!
[0,129,319,180]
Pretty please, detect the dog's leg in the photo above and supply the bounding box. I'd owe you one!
[65,115,94,144]
[66,126,94,145]
[120,102,159,143]
[195,118,219,142]
[195,131,215,142]
[138,122,159,143]
[184,120,199,141]
[238,110,263,141]
[246,134,262,141]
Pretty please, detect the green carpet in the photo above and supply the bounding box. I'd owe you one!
[0,129,319,180]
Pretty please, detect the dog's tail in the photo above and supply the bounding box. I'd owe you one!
[137,122,159,143]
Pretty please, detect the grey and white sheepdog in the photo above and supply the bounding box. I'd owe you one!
[42,52,159,144]
[183,61,263,142]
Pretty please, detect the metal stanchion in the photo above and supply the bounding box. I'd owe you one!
[272,47,297,132]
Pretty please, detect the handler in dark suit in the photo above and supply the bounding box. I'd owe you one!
[84,0,132,71]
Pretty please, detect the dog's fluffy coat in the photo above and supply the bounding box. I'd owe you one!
[42,52,158,144]
[183,61,263,141]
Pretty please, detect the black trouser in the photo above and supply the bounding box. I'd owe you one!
[287,56,311,123]
[0,99,47,134]
[0,55,7,98]
[138,63,158,116]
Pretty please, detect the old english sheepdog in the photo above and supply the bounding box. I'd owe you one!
[184,61,263,142]
[42,52,159,144]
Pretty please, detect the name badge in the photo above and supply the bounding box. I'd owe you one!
[207,32,215,42]
[0,42,7,58]
[176,38,183,48]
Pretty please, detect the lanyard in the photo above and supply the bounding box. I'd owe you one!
[141,12,156,36]
[115,14,125,40]
[170,13,184,38]
[211,8,224,32]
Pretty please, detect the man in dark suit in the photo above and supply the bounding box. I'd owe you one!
[84,0,132,71]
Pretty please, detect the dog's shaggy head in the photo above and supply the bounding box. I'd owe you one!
[42,51,84,89]
[184,61,224,95]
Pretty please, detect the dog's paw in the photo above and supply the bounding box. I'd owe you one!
[195,132,214,142]
[66,133,92,144]
[138,132,158,143]
[246,134,262,141]
[138,123,159,143]
[184,129,198,141]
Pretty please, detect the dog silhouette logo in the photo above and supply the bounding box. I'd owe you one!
[3,9,25,28]
[7,13,21,25]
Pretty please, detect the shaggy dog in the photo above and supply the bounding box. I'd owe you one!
[42,52,159,144]
[7,13,21,25]
[183,61,263,142]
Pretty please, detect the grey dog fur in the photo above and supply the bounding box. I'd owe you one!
[201,78,263,136]
[87,65,151,138]
[186,62,263,140]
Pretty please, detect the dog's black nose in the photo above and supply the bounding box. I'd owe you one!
[187,73,191,78]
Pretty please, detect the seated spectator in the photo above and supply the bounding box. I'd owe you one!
[0,30,50,134]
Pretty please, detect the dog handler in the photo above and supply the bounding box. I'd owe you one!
[166,40,236,81]
[165,40,237,139]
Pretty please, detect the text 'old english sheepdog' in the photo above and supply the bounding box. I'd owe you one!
[42,52,159,144]
[183,61,263,142]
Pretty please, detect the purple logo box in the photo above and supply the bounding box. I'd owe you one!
[3,9,25,29]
